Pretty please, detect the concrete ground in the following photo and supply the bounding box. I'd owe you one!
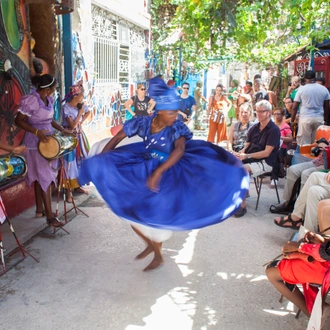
[0,123,327,330]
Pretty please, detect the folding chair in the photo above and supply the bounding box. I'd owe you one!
[253,171,280,210]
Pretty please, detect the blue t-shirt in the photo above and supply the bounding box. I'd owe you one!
[178,96,196,121]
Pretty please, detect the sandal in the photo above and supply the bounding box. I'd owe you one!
[274,214,303,230]
[35,211,46,218]
[47,217,64,228]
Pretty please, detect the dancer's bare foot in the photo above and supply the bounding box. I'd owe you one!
[143,257,164,272]
[75,187,89,194]
[135,245,154,260]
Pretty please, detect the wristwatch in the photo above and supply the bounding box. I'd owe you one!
[247,154,251,159]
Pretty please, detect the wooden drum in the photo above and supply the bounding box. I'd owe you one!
[38,133,78,161]
[0,155,27,188]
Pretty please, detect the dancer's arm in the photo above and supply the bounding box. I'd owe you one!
[147,136,186,192]
[102,129,127,153]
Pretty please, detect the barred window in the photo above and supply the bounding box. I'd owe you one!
[94,37,118,85]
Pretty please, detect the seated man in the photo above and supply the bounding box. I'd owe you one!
[234,100,280,217]
[270,140,329,214]
[274,171,330,232]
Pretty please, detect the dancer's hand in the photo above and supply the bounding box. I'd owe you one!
[147,169,162,193]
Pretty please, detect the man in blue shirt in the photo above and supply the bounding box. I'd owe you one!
[233,100,280,217]
[178,82,196,127]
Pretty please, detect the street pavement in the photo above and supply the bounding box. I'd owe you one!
[0,124,321,330]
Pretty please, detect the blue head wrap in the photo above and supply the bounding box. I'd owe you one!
[148,77,180,111]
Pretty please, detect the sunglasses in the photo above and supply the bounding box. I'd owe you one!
[140,88,146,91]
[182,87,189,90]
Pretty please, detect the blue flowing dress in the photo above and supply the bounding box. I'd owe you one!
[79,116,249,231]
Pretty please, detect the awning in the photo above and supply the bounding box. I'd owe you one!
[159,29,184,46]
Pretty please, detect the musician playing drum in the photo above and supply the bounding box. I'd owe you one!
[61,83,91,202]
[15,74,70,228]
[0,142,27,224]
[207,84,231,145]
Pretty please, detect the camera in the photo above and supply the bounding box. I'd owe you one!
[310,137,329,157]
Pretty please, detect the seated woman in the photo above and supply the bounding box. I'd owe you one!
[274,171,330,231]
[266,231,330,324]
[227,103,254,153]
[272,108,293,183]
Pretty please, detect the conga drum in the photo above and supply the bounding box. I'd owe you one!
[38,133,78,161]
[0,155,27,188]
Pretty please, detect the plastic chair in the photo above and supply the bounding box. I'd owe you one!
[253,171,280,210]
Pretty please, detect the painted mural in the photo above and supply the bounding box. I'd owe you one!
[0,0,31,155]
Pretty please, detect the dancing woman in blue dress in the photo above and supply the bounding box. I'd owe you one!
[79,77,249,271]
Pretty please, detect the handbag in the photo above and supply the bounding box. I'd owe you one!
[125,106,134,120]
[125,96,138,121]
[212,110,224,124]
[323,146,330,169]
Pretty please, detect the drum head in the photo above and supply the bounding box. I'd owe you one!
[38,136,60,160]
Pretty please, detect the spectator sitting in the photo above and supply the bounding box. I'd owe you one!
[266,230,330,322]
[272,108,293,184]
[269,141,329,214]
[227,103,254,153]
[274,171,330,231]
[233,100,280,217]
[291,70,330,146]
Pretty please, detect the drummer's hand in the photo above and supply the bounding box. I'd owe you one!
[37,130,50,143]
[12,145,27,154]
[78,107,85,117]
[62,128,73,135]
[147,169,162,193]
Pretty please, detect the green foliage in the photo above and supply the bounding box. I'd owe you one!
[151,0,330,67]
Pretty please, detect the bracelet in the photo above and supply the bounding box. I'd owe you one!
[35,129,38,136]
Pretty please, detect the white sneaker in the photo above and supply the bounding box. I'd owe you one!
[270,179,278,186]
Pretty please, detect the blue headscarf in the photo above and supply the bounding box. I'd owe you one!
[148,77,180,111]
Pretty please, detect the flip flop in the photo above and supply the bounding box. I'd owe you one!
[274,214,303,230]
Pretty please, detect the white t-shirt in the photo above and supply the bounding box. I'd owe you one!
[294,83,330,118]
